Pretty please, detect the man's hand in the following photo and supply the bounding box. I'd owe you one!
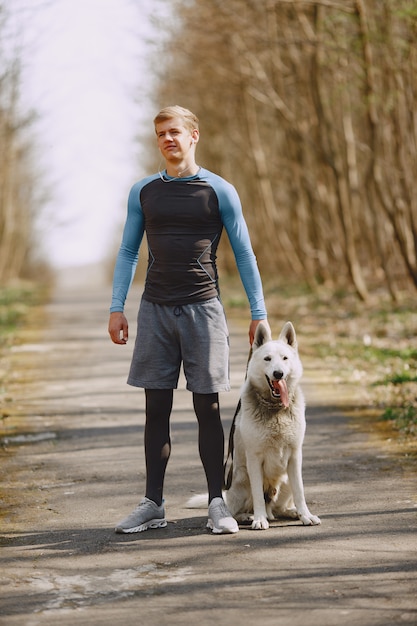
[249,319,268,345]
[108,312,128,344]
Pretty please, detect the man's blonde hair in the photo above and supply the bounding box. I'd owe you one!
[154,105,199,132]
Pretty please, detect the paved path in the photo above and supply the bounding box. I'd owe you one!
[1,276,416,625]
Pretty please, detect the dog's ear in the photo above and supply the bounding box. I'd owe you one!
[253,320,272,349]
[279,321,297,350]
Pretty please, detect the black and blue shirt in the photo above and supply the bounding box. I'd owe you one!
[110,167,266,319]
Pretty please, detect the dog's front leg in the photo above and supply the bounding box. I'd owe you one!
[287,452,321,526]
[245,453,269,530]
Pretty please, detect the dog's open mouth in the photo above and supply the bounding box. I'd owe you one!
[266,376,289,407]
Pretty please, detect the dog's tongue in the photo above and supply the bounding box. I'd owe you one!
[273,379,289,408]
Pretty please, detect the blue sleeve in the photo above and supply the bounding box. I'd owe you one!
[109,180,147,312]
[203,170,267,320]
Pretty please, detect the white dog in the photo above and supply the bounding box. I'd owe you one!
[224,321,321,529]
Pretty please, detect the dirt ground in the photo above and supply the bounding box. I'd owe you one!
[0,268,416,626]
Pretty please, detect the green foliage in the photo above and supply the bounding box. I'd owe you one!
[367,346,417,368]
[382,404,417,437]
[0,285,46,338]
[376,371,417,386]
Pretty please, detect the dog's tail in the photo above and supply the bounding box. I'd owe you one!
[185,493,209,509]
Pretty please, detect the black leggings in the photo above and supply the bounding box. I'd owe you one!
[144,389,224,506]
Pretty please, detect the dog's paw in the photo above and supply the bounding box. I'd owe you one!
[274,506,298,519]
[299,513,321,526]
[251,516,269,530]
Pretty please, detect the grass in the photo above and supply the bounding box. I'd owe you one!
[372,359,417,437]
[0,284,48,339]
[0,282,49,422]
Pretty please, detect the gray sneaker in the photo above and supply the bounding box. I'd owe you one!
[115,497,167,534]
[207,497,239,534]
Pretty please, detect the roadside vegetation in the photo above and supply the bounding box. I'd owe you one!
[277,286,417,450]
[0,283,49,427]
[0,2,47,286]
[0,284,46,339]
[0,1,51,427]
[223,276,417,460]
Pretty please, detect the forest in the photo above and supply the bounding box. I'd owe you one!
[1,0,416,303]
[152,0,417,301]
[0,2,46,284]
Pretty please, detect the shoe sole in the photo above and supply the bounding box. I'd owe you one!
[115,518,167,534]
[207,519,239,534]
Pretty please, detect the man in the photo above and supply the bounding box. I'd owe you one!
[109,105,267,534]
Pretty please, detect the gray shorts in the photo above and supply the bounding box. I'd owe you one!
[127,297,230,393]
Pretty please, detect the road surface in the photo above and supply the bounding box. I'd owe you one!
[1,270,416,625]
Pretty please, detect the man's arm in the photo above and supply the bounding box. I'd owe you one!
[109,182,145,315]
[214,177,267,325]
[108,181,147,344]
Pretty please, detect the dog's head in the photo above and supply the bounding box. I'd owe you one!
[247,321,302,407]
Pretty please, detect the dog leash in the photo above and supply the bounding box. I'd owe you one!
[223,397,241,490]
[223,346,253,491]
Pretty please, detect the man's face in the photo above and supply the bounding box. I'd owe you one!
[155,117,198,162]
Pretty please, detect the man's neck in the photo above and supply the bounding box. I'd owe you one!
[165,161,199,177]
